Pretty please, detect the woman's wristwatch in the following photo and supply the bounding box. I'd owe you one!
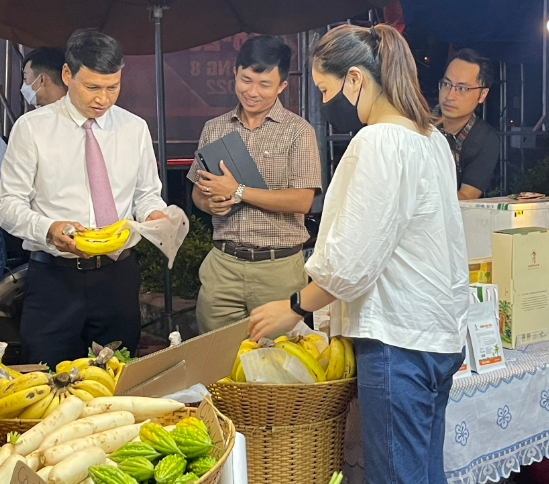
[290,291,311,318]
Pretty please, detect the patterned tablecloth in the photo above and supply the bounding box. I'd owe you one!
[343,348,549,484]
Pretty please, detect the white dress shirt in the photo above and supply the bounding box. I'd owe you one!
[0,94,166,257]
[306,124,469,354]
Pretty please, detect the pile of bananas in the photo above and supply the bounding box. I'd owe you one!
[0,352,125,420]
[72,219,130,256]
[226,331,356,384]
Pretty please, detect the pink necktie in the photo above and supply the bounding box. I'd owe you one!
[84,119,118,227]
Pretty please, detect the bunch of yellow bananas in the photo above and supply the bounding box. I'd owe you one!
[0,372,53,419]
[0,359,124,419]
[72,220,130,256]
[229,339,259,383]
[277,332,356,381]
[316,336,356,381]
[221,332,356,384]
[56,355,125,386]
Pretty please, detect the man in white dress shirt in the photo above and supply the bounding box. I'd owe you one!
[0,30,167,367]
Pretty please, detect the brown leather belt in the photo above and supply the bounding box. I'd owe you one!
[30,249,132,270]
[214,241,302,262]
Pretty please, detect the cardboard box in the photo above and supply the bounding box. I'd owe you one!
[468,257,492,284]
[115,318,249,396]
[460,197,549,258]
[492,227,549,348]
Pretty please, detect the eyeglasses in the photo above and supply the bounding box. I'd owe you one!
[438,79,486,95]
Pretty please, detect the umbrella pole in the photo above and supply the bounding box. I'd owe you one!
[153,4,174,338]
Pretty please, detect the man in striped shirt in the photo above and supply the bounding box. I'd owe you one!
[187,36,321,334]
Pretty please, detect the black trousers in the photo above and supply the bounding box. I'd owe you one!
[20,253,142,368]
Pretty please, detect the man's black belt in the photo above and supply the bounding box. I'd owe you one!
[214,241,302,262]
[30,249,132,270]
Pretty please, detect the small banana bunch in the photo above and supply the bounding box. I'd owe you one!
[222,330,356,384]
[0,364,118,420]
[276,332,356,382]
[0,349,126,420]
[72,219,130,256]
[229,339,259,383]
[56,354,125,387]
[316,335,356,381]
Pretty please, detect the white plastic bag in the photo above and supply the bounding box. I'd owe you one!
[161,383,211,403]
[108,205,189,268]
[240,349,300,384]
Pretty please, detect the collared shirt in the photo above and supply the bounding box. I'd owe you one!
[0,94,166,257]
[306,124,469,354]
[434,107,500,192]
[187,99,321,249]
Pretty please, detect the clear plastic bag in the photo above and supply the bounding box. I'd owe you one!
[161,383,211,403]
[240,348,315,384]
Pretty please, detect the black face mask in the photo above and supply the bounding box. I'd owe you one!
[320,78,365,133]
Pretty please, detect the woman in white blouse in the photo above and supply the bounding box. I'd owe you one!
[248,24,469,484]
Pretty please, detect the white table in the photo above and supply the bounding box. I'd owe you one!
[343,348,549,483]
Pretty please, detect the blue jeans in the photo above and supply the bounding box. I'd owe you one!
[355,338,464,484]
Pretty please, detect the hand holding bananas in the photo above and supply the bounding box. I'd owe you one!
[47,220,89,258]
[249,282,337,342]
[69,219,130,256]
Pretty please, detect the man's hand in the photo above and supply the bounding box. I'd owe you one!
[146,210,169,222]
[47,221,89,258]
[196,161,239,199]
[208,196,236,216]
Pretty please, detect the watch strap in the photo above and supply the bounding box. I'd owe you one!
[290,291,311,318]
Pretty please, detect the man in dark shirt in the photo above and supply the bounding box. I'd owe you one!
[438,49,499,200]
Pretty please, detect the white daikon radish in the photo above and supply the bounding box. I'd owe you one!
[81,396,184,420]
[0,453,26,481]
[37,465,53,480]
[44,422,145,466]
[48,447,105,484]
[26,449,44,471]
[106,458,118,467]
[131,435,141,442]
[39,419,94,452]
[40,411,135,451]
[15,395,83,456]
[163,425,176,432]
[79,479,93,484]
[0,442,14,465]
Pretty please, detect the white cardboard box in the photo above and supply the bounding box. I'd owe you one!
[492,227,549,348]
[460,197,549,258]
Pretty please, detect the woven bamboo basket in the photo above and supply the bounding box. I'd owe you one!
[0,407,236,484]
[240,411,348,484]
[0,418,40,445]
[207,378,357,426]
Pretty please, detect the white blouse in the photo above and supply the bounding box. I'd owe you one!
[306,123,469,354]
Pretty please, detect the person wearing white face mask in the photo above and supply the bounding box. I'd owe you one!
[21,47,67,107]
